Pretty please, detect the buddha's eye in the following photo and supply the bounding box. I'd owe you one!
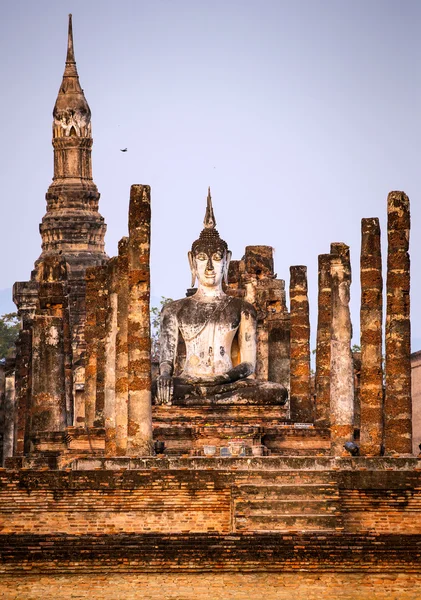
[213,252,223,261]
[196,253,208,261]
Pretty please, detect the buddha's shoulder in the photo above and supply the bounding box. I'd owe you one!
[232,297,256,318]
[160,298,187,316]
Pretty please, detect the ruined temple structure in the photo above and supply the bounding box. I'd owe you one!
[1,15,421,600]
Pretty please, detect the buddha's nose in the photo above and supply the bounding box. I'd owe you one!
[206,256,214,271]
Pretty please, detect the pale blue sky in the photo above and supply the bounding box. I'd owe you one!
[0,0,420,350]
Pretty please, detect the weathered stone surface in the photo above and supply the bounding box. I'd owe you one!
[94,266,108,427]
[315,254,331,426]
[84,267,99,427]
[330,243,354,455]
[227,245,289,389]
[1,370,15,466]
[127,185,153,455]
[31,316,66,434]
[115,237,129,455]
[268,313,290,392]
[289,265,312,422]
[385,191,412,455]
[360,218,383,455]
[13,328,32,455]
[104,258,118,456]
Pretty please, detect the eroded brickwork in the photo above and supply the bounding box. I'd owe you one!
[2,572,421,600]
[360,218,383,455]
[315,253,331,426]
[330,243,354,455]
[127,185,153,455]
[385,191,412,454]
[289,265,312,422]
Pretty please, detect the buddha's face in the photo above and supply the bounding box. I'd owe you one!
[189,248,231,289]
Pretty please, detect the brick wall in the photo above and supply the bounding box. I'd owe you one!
[1,463,421,536]
[2,572,421,600]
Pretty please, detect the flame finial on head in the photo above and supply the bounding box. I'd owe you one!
[204,187,216,229]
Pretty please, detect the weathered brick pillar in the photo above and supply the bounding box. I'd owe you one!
[38,272,73,429]
[13,281,38,455]
[115,237,129,455]
[289,265,312,422]
[14,328,32,455]
[315,254,331,426]
[330,243,354,455]
[31,315,67,434]
[104,258,118,456]
[127,185,153,456]
[360,218,383,455]
[2,371,16,466]
[94,265,108,427]
[385,191,412,454]
[84,268,99,427]
[268,313,290,392]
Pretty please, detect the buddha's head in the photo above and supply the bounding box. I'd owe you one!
[188,189,232,289]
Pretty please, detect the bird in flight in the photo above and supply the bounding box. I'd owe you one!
[120,148,127,152]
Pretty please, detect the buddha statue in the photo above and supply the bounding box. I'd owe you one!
[156,190,288,406]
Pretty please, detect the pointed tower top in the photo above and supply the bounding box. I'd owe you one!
[66,14,75,64]
[203,187,216,229]
[63,13,78,78]
[53,14,91,136]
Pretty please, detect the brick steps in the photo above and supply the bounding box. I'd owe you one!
[234,481,343,532]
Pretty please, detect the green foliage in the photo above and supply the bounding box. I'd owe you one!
[150,297,173,360]
[0,312,20,359]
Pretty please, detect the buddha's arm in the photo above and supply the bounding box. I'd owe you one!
[225,304,257,382]
[157,304,179,403]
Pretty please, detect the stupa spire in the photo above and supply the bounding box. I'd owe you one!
[63,14,78,78]
[53,14,91,139]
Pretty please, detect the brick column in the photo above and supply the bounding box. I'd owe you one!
[360,218,383,455]
[94,265,108,427]
[13,328,32,455]
[127,185,153,456]
[84,268,99,427]
[268,313,290,392]
[2,372,16,466]
[31,315,67,434]
[330,243,354,455]
[315,253,331,426]
[13,281,38,455]
[385,191,412,454]
[115,237,129,455]
[289,265,312,422]
[104,258,118,456]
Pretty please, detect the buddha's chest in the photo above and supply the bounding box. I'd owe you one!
[177,301,241,341]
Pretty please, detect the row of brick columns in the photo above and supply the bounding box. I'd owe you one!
[83,185,153,456]
[290,191,411,456]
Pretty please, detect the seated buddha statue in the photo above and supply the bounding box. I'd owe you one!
[156,190,288,406]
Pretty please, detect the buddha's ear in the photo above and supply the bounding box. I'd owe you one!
[188,251,197,288]
[224,250,232,285]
